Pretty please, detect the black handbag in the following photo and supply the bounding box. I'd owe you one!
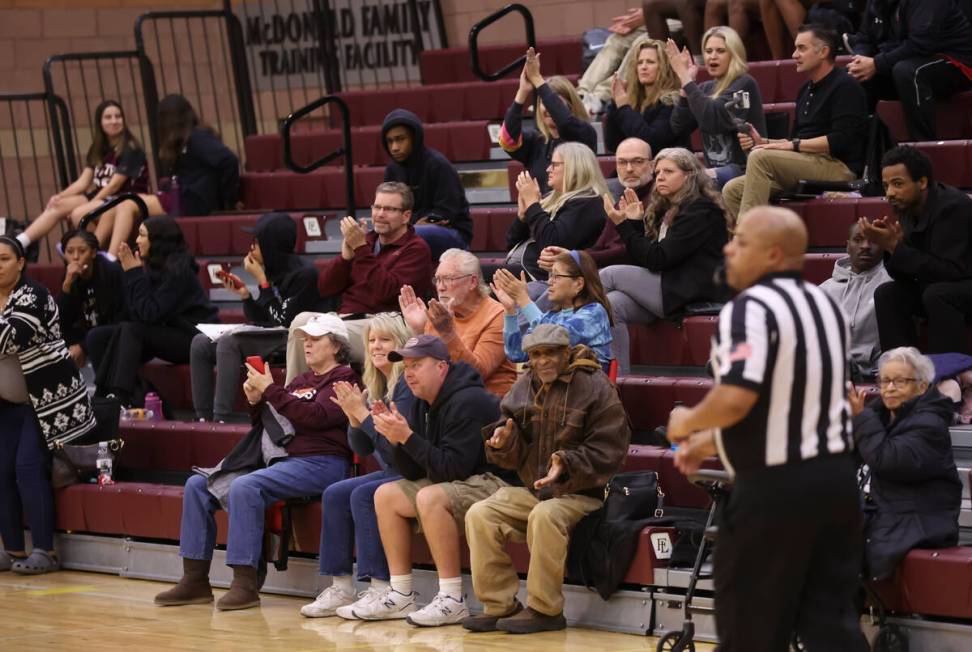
[51,439,124,489]
[603,470,665,521]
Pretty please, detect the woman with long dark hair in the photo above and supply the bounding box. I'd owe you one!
[17,100,148,256]
[88,215,217,406]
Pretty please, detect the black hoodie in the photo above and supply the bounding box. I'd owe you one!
[57,255,127,347]
[241,212,328,327]
[381,109,472,244]
[394,360,501,484]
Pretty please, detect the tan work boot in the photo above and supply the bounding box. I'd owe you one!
[216,564,261,611]
[155,558,213,606]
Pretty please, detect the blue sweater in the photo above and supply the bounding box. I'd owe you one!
[347,375,416,472]
[504,301,613,366]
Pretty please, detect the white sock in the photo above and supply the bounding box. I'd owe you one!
[103,252,117,262]
[371,578,389,591]
[15,233,30,248]
[390,573,413,595]
[438,576,462,601]
[330,575,353,594]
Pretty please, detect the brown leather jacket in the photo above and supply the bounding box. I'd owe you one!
[483,345,630,498]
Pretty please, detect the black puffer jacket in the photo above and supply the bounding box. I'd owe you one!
[853,387,962,580]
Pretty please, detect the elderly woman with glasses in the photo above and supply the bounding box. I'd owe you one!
[849,346,962,581]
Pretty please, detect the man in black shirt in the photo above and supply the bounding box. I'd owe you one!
[865,145,972,353]
[722,24,868,223]
[667,206,868,651]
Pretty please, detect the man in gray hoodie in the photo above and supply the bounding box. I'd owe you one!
[820,222,891,379]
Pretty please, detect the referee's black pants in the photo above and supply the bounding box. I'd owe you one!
[713,455,868,652]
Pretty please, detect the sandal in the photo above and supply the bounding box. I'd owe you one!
[11,549,60,575]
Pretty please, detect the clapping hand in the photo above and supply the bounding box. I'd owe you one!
[610,73,629,107]
[399,284,429,334]
[608,7,644,35]
[117,242,142,271]
[857,216,902,253]
[340,216,368,256]
[516,170,542,208]
[330,380,369,427]
[665,39,697,86]
[603,188,644,225]
[492,268,530,309]
[486,418,515,449]
[524,47,544,87]
[427,299,455,337]
[373,401,412,444]
[533,453,565,489]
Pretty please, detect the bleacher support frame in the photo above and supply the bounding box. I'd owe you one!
[468,3,536,82]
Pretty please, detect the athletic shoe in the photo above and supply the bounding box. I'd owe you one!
[350,586,416,621]
[335,585,386,620]
[300,584,355,618]
[406,592,470,627]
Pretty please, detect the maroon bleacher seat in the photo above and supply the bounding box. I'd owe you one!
[877,92,972,142]
[915,140,970,188]
[873,547,972,619]
[619,376,678,432]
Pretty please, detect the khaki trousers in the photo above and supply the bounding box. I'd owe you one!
[465,486,602,616]
[284,311,374,384]
[576,29,646,102]
[722,149,855,222]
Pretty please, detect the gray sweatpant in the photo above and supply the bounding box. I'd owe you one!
[600,265,664,375]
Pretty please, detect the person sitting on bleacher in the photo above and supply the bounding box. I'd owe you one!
[866,145,972,355]
[601,147,730,375]
[463,324,630,634]
[492,250,615,370]
[846,0,972,142]
[190,212,328,423]
[399,249,517,398]
[722,24,867,223]
[284,182,433,383]
[667,26,767,188]
[155,314,355,611]
[87,216,218,407]
[56,229,125,371]
[500,47,597,193]
[575,7,648,117]
[848,346,962,581]
[381,109,472,261]
[344,335,507,626]
[603,36,691,155]
[300,314,415,618]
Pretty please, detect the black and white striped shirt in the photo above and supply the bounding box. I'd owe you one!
[711,271,853,477]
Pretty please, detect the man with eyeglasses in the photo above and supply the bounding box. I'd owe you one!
[399,249,517,397]
[283,182,433,382]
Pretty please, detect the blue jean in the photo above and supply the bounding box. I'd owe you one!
[414,224,468,262]
[713,163,745,189]
[179,455,350,568]
[0,402,54,552]
[319,469,400,581]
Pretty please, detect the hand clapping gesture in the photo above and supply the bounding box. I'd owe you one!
[491,268,530,313]
[372,401,413,445]
[398,284,429,334]
[857,215,902,253]
[602,188,644,226]
[523,47,544,87]
[340,216,368,259]
[330,380,370,427]
[610,73,629,107]
[117,242,142,272]
[516,171,542,211]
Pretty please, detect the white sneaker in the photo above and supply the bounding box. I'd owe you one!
[335,585,385,620]
[350,586,417,621]
[581,93,604,118]
[406,592,470,627]
[300,584,355,618]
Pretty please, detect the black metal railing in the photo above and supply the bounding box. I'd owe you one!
[282,94,354,216]
[77,192,149,232]
[468,3,535,82]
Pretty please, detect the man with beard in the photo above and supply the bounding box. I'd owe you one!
[864,145,972,354]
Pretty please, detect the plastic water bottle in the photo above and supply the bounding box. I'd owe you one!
[143,392,163,421]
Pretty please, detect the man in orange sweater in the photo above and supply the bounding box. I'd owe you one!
[399,249,516,397]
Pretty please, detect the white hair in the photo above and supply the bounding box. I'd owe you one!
[877,347,936,385]
[438,248,489,297]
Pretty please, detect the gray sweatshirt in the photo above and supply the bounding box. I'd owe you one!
[820,256,892,376]
[670,74,766,169]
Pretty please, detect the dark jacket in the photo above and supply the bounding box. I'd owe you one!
[853,388,962,580]
[381,109,472,244]
[394,361,500,484]
[603,99,691,155]
[175,128,240,217]
[614,194,730,316]
[500,83,598,192]
[484,345,630,499]
[885,182,972,285]
[792,67,868,175]
[850,0,972,73]
[57,255,126,347]
[124,254,218,332]
[506,194,607,281]
[348,375,417,471]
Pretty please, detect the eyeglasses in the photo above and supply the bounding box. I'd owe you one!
[548,161,564,169]
[432,273,472,286]
[617,157,648,168]
[877,377,917,388]
[548,273,580,281]
[371,204,404,213]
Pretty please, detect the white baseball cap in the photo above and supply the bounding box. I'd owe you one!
[295,313,349,342]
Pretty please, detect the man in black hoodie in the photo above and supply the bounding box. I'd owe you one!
[381,109,473,261]
[339,335,505,627]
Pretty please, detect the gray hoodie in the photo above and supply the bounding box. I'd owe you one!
[820,256,891,376]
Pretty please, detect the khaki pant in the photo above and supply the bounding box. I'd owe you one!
[284,311,375,384]
[576,29,646,102]
[465,486,602,616]
[722,149,855,222]
[397,472,508,532]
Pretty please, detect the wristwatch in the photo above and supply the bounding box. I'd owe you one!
[791,138,801,152]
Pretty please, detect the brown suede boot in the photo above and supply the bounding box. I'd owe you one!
[216,564,261,611]
[496,606,567,634]
[154,558,213,606]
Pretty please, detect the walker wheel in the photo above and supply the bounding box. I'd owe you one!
[656,630,696,652]
[872,625,908,652]
[790,634,807,651]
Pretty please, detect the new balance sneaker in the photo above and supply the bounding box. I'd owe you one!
[406,592,470,627]
[335,585,386,620]
[350,586,417,621]
[300,584,355,618]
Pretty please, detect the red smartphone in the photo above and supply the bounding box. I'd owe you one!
[216,268,244,289]
[245,356,265,374]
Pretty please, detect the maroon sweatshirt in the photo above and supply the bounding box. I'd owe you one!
[251,365,357,459]
[318,225,433,315]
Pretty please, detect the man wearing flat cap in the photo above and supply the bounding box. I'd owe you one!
[463,325,630,634]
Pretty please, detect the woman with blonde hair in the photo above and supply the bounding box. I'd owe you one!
[603,36,691,154]
[301,313,417,619]
[599,147,730,374]
[668,26,767,188]
[503,141,609,282]
[499,47,597,192]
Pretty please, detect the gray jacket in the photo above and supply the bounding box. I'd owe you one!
[820,256,891,376]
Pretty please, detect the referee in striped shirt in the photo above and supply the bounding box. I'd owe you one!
[667,207,868,651]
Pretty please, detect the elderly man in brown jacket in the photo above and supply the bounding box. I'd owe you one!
[462,324,630,635]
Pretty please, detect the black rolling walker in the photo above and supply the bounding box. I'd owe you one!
[655,469,732,652]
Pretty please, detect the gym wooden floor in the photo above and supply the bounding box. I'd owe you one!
[0,571,717,651]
